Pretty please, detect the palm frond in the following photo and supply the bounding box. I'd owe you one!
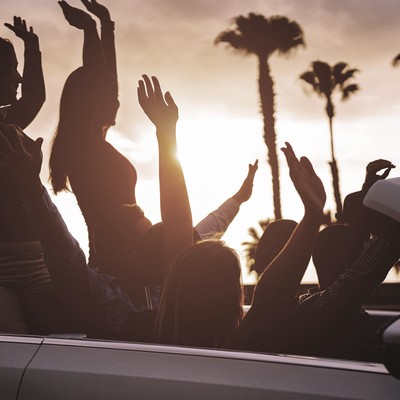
[214,30,247,53]
[268,15,305,55]
[332,62,348,80]
[299,71,315,86]
[215,13,304,59]
[342,83,359,100]
[392,53,400,67]
[312,61,333,97]
[338,68,359,85]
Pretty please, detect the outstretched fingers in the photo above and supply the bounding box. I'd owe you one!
[281,142,301,171]
[137,79,147,108]
[142,74,154,99]
[164,91,177,110]
[151,76,163,100]
[299,156,317,177]
[248,159,259,179]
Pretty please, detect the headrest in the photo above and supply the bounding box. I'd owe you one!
[363,178,400,223]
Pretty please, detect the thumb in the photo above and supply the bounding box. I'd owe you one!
[33,137,43,158]
[381,167,392,180]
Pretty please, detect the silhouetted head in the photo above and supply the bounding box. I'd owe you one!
[92,203,152,274]
[50,67,105,192]
[130,222,201,285]
[312,224,366,290]
[0,38,22,108]
[251,219,297,276]
[58,67,96,135]
[155,240,243,348]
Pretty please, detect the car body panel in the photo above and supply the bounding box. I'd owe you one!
[0,336,42,400]
[16,338,400,400]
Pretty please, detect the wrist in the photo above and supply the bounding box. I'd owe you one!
[84,18,97,30]
[101,20,115,30]
[24,36,40,50]
[156,124,177,137]
[231,193,244,204]
[304,207,324,223]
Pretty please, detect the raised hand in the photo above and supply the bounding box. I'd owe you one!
[233,160,258,204]
[4,16,38,47]
[0,123,43,199]
[59,0,94,30]
[81,0,111,22]
[363,159,395,192]
[137,75,178,130]
[281,142,326,216]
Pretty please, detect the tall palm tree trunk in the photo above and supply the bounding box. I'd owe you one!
[258,56,282,220]
[326,103,342,217]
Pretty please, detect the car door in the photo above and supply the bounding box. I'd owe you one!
[0,335,43,400]
[16,337,400,400]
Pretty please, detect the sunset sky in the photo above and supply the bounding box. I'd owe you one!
[2,0,400,282]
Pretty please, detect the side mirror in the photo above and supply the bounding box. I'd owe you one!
[380,317,400,379]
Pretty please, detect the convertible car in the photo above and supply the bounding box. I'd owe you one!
[2,310,400,400]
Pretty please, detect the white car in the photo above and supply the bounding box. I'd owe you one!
[1,310,400,400]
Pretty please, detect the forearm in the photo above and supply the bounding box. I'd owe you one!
[83,21,105,72]
[195,197,240,239]
[12,44,45,129]
[299,236,399,319]
[101,20,117,75]
[157,127,193,279]
[252,211,322,310]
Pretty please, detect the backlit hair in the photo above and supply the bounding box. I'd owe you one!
[154,240,243,348]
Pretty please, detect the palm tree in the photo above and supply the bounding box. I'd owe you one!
[299,61,359,217]
[215,13,305,220]
[393,54,400,66]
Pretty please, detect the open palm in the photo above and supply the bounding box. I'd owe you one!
[281,142,326,216]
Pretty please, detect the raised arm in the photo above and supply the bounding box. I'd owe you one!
[80,0,118,132]
[81,0,116,75]
[138,75,193,283]
[225,143,325,348]
[362,159,395,192]
[195,160,258,239]
[251,143,325,310]
[58,1,104,71]
[4,16,45,129]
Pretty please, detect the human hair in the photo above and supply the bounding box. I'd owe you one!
[154,240,243,348]
[49,67,96,193]
[312,223,366,290]
[49,68,120,193]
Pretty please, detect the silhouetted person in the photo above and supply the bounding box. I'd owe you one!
[271,160,400,361]
[0,17,67,335]
[49,1,133,272]
[304,223,379,360]
[155,143,327,349]
[0,75,197,340]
